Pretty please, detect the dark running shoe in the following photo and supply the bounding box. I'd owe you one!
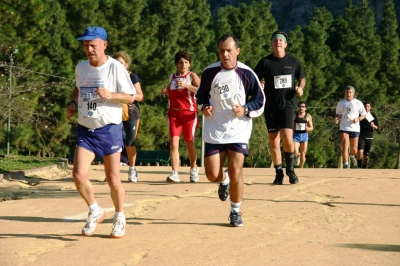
[218,183,229,201]
[218,170,230,201]
[286,169,299,184]
[229,210,243,227]
[273,169,284,185]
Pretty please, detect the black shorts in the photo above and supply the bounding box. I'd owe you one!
[123,120,138,146]
[358,136,373,155]
[264,108,295,133]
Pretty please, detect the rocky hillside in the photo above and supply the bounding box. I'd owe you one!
[208,0,399,32]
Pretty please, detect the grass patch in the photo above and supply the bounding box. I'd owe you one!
[0,155,60,172]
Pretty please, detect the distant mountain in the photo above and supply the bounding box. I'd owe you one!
[207,0,400,32]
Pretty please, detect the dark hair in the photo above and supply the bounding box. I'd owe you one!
[271,30,288,42]
[363,101,371,106]
[298,101,307,108]
[218,33,240,48]
[174,51,191,64]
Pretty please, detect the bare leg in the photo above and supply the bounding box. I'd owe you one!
[269,132,282,165]
[349,137,359,157]
[226,150,245,203]
[294,141,300,158]
[103,152,125,212]
[72,146,96,206]
[280,128,294,153]
[170,136,180,172]
[299,142,308,168]
[340,133,350,164]
[184,140,197,169]
[204,151,227,183]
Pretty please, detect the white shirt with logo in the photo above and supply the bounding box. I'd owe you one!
[196,61,265,144]
[336,98,366,132]
[75,56,135,129]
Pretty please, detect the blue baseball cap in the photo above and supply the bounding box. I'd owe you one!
[77,26,107,41]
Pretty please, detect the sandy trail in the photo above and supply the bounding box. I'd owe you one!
[0,166,399,266]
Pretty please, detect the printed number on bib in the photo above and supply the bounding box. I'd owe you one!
[213,81,238,101]
[274,75,292,89]
[295,123,306,131]
[79,87,106,119]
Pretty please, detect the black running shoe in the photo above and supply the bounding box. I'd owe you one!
[218,183,229,201]
[286,169,299,184]
[273,169,284,185]
[229,210,243,227]
[218,170,230,201]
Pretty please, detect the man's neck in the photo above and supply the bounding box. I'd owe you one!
[90,55,108,67]
[273,51,285,58]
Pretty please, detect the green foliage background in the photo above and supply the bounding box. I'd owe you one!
[1,0,399,169]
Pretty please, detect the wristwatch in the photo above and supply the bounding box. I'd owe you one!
[243,105,249,115]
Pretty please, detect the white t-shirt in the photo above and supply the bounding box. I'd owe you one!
[196,61,265,144]
[336,98,366,132]
[75,56,136,129]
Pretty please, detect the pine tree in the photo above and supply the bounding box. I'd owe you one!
[214,0,277,67]
[378,0,400,100]
[303,7,336,102]
[333,0,382,102]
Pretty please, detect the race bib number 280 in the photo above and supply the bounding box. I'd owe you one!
[212,80,238,101]
[274,75,292,89]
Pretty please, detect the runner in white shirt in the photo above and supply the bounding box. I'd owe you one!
[66,26,136,238]
[335,85,366,168]
[196,34,265,227]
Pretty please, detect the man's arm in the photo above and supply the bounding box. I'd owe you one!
[244,73,265,118]
[195,69,211,111]
[66,86,79,121]
[296,78,306,97]
[95,87,135,104]
[307,114,314,131]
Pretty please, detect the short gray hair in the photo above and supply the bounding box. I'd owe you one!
[345,85,355,92]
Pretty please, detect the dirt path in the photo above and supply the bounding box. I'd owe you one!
[0,166,399,266]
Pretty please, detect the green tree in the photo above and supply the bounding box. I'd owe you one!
[303,7,337,103]
[377,0,400,101]
[333,0,382,101]
[214,0,277,67]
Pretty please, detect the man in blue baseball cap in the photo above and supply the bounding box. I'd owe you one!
[66,26,137,238]
[77,26,108,41]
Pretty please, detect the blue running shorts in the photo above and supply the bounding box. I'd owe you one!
[293,132,309,143]
[77,123,123,157]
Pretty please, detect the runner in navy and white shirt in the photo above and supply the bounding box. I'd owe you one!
[196,33,265,227]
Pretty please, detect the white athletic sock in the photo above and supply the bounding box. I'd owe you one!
[172,170,178,175]
[89,202,99,213]
[221,171,230,185]
[114,211,125,219]
[129,166,135,171]
[231,201,241,213]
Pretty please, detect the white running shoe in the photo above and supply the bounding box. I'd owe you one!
[128,167,138,182]
[190,167,199,183]
[295,155,300,166]
[166,173,180,182]
[350,155,357,168]
[82,207,106,236]
[110,215,126,238]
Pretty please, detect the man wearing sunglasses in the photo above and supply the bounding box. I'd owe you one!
[293,102,313,168]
